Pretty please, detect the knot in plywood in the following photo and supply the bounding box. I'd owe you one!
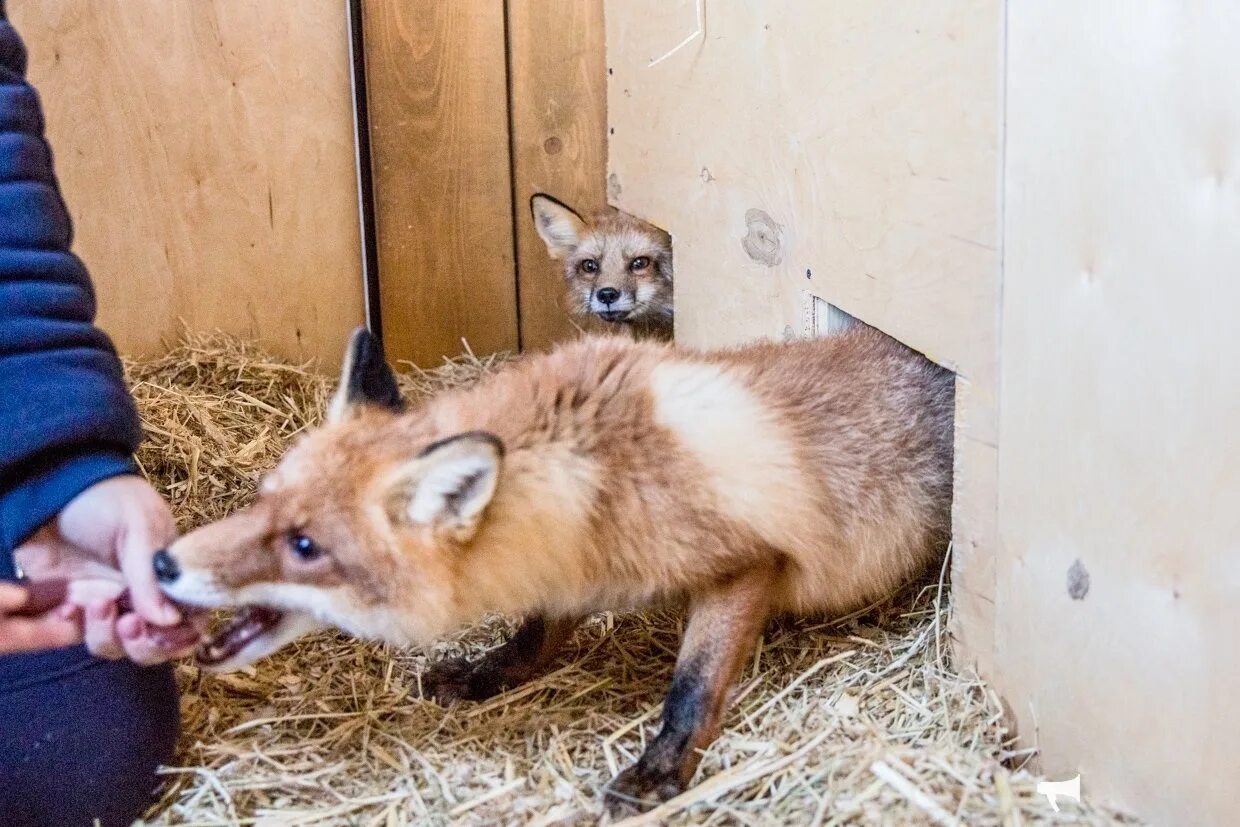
[741,208,783,266]
[1066,559,1090,600]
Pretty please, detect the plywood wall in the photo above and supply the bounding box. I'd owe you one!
[609,1,1240,822]
[13,1,364,367]
[606,0,1003,672]
[997,3,1240,822]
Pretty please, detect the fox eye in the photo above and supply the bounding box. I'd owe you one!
[580,258,599,273]
[629,256,651,271]
[288,533,324,562]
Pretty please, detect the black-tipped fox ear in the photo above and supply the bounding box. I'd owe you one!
[387,432,504,542]
[530,193,586,259]
[328,327,404,423]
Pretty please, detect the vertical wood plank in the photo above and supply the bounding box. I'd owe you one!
[506,0,608,352]
[362,1,519,367]
[14,1,364,367]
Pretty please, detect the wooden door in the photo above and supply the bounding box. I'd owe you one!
[360,0,606,367]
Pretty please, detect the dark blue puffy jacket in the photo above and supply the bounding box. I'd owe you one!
[0,6,140,577]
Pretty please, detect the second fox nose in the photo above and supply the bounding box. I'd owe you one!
[596,287,620,305]
[152,549,181,584]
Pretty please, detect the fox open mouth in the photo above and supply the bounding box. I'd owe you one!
[195,605,284,666]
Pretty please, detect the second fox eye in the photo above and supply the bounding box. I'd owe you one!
[629,256,650,271]
[581,259,599,273]
[288,533,324,562]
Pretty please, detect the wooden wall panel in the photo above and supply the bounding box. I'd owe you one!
[362,0,519,368]
[13,1,364,367]
[998,3,1240,822]
[506,0,608,351]
[605,0,1003,674]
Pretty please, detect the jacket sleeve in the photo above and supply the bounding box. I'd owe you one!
[0,11,140,574]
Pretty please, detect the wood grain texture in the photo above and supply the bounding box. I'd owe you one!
[605,0,1002,675]
[998,4,1240,822]
[506,0,608,351]
[362,0,519,367]
[13,1,364,367]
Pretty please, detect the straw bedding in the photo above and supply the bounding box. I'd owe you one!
[124,332,1135,826]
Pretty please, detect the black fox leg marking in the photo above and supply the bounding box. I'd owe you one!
[605,565,775,813]
[422,614,581,704]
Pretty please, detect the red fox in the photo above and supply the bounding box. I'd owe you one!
[156,326,954,811]
[530,194,673,339]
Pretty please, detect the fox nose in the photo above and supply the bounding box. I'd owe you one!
[595,287,621,305]
[152,549,181,584]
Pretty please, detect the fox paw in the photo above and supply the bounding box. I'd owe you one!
[420,657,504,704]
[603,764,684,816]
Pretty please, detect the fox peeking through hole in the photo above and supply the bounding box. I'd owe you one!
[531,193,674,340]
[155,326,954,813]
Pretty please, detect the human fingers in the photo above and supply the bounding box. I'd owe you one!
[0,610,83,655]
[82,600,125,660]
[116,612,201,666]
[117,516,181,627]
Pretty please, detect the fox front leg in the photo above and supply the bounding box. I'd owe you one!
[604,565,775,814]
[422,614,580,704]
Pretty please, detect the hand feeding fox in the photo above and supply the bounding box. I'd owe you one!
[156,326,954,811]
[531,194,674,339]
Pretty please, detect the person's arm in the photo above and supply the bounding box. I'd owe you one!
[0,9,200,662]
[0,11,142,571]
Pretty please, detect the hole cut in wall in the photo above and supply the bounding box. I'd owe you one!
[802,292,873,337]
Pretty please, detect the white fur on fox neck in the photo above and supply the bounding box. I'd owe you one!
[649,361,816,553]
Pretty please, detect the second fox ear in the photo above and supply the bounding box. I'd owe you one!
[531,194,586,259]
[328,327,404,423]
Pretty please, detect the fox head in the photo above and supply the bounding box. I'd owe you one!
[156,328,508,671]
[531,194,673,335]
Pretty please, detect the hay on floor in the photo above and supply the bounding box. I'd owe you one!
[124,332,1135,826]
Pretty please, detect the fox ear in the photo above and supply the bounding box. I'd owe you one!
[328,327,404,423]
[530,194,586,259]
[392,432,504,540]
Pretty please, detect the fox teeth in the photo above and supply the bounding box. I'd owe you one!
[195,605,283,665]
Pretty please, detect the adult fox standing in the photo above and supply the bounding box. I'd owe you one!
[157,325,955,811]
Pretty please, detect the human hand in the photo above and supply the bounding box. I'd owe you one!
[0,579,81,655]
[14,475,203,664]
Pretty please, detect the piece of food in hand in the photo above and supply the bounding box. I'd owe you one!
[9,577,70,617]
